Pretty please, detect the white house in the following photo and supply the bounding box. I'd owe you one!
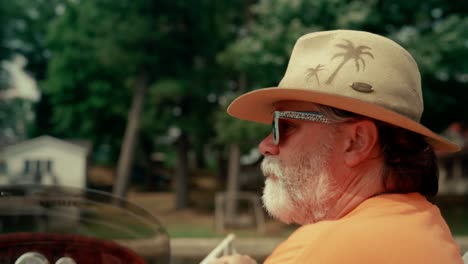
[0,135,91,188]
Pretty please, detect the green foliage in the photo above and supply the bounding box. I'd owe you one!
[137,0,251,157]
[3,0,65,79]
[0,69,10,91]
[0,99,34,142]
[39,0,248,165]
[42,0,148,162]
[0,0,17,90]
[0,1,11,63]
[214,93,269,146]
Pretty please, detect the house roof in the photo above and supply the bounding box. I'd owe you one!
[1,135,92,157]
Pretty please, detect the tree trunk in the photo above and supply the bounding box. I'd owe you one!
[216,144,227,184]
[225,143,240,223]
[113,72,147,198]
[175,133,189,209]
[195,143,206,169]
[224,72,247,223]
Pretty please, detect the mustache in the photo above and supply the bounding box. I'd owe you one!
[261,157,283,178]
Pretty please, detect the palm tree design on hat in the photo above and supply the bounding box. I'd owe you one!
[325,39,374,84]
[306,64,325,85]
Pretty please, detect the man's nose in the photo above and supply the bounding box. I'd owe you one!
[259,133,279,156]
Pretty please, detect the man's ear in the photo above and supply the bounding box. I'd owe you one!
[341,120,379,167]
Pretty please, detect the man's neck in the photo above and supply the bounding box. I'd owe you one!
[324,164,385,221]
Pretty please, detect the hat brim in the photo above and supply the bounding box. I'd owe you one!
[227,87,460,153]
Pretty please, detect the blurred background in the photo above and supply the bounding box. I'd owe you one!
[0,0,467,263]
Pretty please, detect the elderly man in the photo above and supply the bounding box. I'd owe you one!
[213,30,463,264]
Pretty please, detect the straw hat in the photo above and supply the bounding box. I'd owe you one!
[227,30,459,153]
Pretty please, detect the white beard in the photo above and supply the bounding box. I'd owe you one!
[261,140,336,225]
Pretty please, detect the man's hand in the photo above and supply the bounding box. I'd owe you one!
[209,254,258,264]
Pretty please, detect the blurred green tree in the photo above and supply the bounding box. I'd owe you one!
[0,1,11,71]
[44,0,175,198]
[0,0,51,145]
[140,0,251,207]
[0,0,15,143]
[43,0,248,207]
[1,0,66,139]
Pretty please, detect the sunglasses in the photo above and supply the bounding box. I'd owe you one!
[272,111,331,145]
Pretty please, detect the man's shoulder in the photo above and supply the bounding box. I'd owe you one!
[270,212,461,264]
[283,216,403,253]
[312,201,462,264]
[294,218,461,264]
[329,196,437,243]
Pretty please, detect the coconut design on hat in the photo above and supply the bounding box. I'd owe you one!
[227,30,459,153]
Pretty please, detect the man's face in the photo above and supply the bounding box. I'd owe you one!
[259,101,342,225]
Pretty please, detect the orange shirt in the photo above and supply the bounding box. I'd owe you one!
[265,193,462,264]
